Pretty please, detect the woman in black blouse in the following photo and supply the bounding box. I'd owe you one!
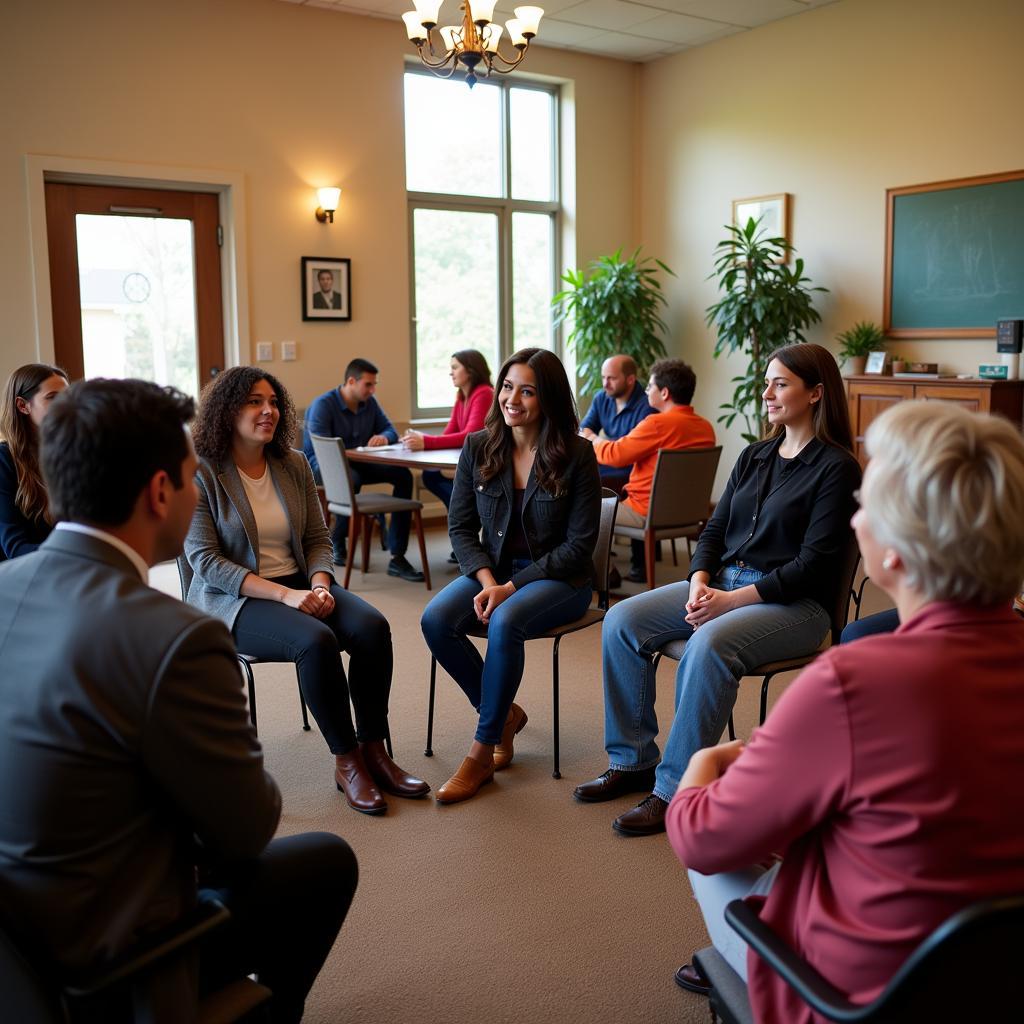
[0,363,69,560]
[575,343,861,837]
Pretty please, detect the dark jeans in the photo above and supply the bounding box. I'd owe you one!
[331,463,413,557]
[232,573,392,753]
[421,468,454,509]
[199,832,358,1024]
[840,607,900,643]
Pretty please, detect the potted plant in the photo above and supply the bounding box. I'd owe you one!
[552,248,673,394]
[891,354,907,374]
[836,321,885,375]
[705,217,827,443]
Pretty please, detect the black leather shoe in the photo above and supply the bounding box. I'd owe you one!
[607,566,622,590]
[387,556,424,582]
[573,767,656,803]
[626,565,647,584]
[613,794,668,836]
[674,963,710,996]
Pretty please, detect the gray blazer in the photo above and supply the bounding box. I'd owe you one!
[184,450,334,629]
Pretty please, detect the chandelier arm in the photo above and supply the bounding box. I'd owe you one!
[485,42,528,71]
[415,40,458,70]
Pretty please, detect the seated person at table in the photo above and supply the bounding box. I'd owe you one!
[575,343,860,837]
[186,366,428,816]
[667,400,1024,1021]
[0,378,356,1023]
[402,348,494,512]
[588,359,715,583]
[303,357,423,582]
[0,362,68,559]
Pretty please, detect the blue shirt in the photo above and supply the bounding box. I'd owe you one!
[579,380,654,440]
[302,389,398,478]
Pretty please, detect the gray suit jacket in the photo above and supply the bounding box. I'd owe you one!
[0,529,281,974]
[184,450,334,629]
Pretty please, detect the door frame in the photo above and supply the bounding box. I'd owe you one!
[25,154,250,370]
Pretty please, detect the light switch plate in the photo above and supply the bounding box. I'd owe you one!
[256,341,273,362]
[281,341,297,361]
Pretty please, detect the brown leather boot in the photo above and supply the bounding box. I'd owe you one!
[493,703,529,771]
[360,740,430,798]
[334,749,386,815]
[435,755,494,804]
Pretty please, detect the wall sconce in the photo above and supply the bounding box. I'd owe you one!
[315,187,341,224]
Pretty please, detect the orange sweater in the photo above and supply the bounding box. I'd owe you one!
[592,405,716,517]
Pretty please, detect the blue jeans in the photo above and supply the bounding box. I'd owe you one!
[421,563,593,745]
[602,566,830,802]
[421,469,454,510]
[841,607,899,643]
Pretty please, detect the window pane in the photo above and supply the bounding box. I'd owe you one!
[512,212,554,350]
[413,208,500,409]
[405,74,502,197]
[510,88,554,201]
[76,213,199,398]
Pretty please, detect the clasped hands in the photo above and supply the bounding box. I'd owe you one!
[684,578,735,628]
[473,581,515,624]
[282,585,335,619]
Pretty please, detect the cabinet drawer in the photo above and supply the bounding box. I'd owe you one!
[913,385,988,412]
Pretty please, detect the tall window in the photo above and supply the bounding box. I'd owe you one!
[405,71,559,415]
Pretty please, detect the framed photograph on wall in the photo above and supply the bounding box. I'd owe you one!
[732,193,791,263]
[302,257,351,321]
[864,350,889,374]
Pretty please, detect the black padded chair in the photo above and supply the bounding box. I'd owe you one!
[695,893,1024,1024]
[424,489,619,779]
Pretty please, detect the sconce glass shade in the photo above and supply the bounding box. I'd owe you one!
[438,24,460,51]
[505,18,527,46]
[402,11,428,41]
[470,0,497,23]
[513,6,544,35]
[411,0,442,27]
[317,187,341,212]
[482,22,503,52]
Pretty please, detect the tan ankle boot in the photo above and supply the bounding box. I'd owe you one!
[493,703,529,771]
[436,755,494,804]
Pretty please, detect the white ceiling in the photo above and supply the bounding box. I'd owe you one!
[279,0,838,63]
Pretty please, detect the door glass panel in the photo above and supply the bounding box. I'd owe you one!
[512,212,554,350]
[76,214,199,397]
[412,208,499,409]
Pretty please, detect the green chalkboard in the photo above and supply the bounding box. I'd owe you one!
[884,170,1024,338]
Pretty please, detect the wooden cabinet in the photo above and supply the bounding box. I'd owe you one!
[844,376,1024,466]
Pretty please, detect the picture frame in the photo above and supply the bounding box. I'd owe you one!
[732,193,791,263]
[864,350,889,374]
[302,257,351,321]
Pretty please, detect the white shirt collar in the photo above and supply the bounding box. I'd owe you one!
[55,522,150,584]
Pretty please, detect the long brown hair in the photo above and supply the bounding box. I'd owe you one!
[0,363,69,525]
[478,348,579,496]
[765,343,854,453]
[452,349,492,396]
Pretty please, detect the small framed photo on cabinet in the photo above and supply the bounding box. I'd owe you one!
[302,257,351,321]
[864,351,889,374]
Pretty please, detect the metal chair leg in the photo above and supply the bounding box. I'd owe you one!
[294,669,311,731]
[425,656,436,756]
[727,713,736,741]
[237,656,258,733]
[551,636,562,779]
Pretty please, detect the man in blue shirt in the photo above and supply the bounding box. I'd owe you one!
[303,358,424,582]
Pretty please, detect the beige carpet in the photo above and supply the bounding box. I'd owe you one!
[152,534,889,1024]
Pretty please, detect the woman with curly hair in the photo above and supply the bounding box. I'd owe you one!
[184,366,428,815]
[420,348,601,803]
[0,363,69,559]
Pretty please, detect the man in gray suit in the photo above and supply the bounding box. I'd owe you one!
[0,378,357,1023]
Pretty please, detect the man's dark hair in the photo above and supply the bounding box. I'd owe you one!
[41,379,195,527]
[344,358,378,383]
[650,359,696,406]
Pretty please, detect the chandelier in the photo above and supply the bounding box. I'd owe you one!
[402,1,544,88]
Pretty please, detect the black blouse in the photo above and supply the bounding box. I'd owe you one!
[0,442,51,560]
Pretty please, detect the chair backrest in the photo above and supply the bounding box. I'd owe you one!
[828,537,862,645]
[646,447,723,530]
[309,434,355,513]
[593,489,619,610]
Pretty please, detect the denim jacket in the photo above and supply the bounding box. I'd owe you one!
[449,431,601,590]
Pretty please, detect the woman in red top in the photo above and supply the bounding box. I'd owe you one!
[667,400,1024,1023]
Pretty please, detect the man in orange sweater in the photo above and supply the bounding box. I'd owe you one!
[590,359,716,582]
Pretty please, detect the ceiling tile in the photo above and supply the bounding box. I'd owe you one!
[617,0,809,27]
[622,11,739,45]
[552,0,662,33]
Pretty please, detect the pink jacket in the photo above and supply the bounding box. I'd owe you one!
[422,384,494,450]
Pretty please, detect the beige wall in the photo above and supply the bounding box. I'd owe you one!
[0,0,638,419]
[639,0,1024,484]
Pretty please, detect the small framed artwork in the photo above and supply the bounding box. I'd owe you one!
[732,193,791,263]
[864,350,889,374]
[302,257,351,321]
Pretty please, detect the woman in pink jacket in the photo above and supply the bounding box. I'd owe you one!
[667,400,1024,1023]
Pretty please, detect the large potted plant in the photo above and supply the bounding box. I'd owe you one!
[705,218,827,443]
[836,321,885,375]
[552,248,673,393]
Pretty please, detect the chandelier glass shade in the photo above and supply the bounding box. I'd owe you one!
[402,2,544,87]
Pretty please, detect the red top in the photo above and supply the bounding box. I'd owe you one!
[667,601,1024,1024]
[422,384,494,450]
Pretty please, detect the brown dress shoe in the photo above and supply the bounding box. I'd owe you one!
[573,766,657,803]
[436,755,494,804]
[493,703,529,771]
[334,750,387,815]
[612,794,668,836]
[360,739,430,798]
[674,963,710,996]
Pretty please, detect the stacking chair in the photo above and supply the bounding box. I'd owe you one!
[424,489,619,779]
[612,446,722,590]
[310,434,431,591]
[696,894,1024,1024]
[653,539,861,738]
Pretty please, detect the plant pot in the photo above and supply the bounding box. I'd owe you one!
[846,355,867,375]
[892,361,907,374]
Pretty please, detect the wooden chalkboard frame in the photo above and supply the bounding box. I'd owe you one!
[883,169,1024,339]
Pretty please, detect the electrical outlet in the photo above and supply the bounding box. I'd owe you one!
[256,341,273,362]
[281,340,297,361]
